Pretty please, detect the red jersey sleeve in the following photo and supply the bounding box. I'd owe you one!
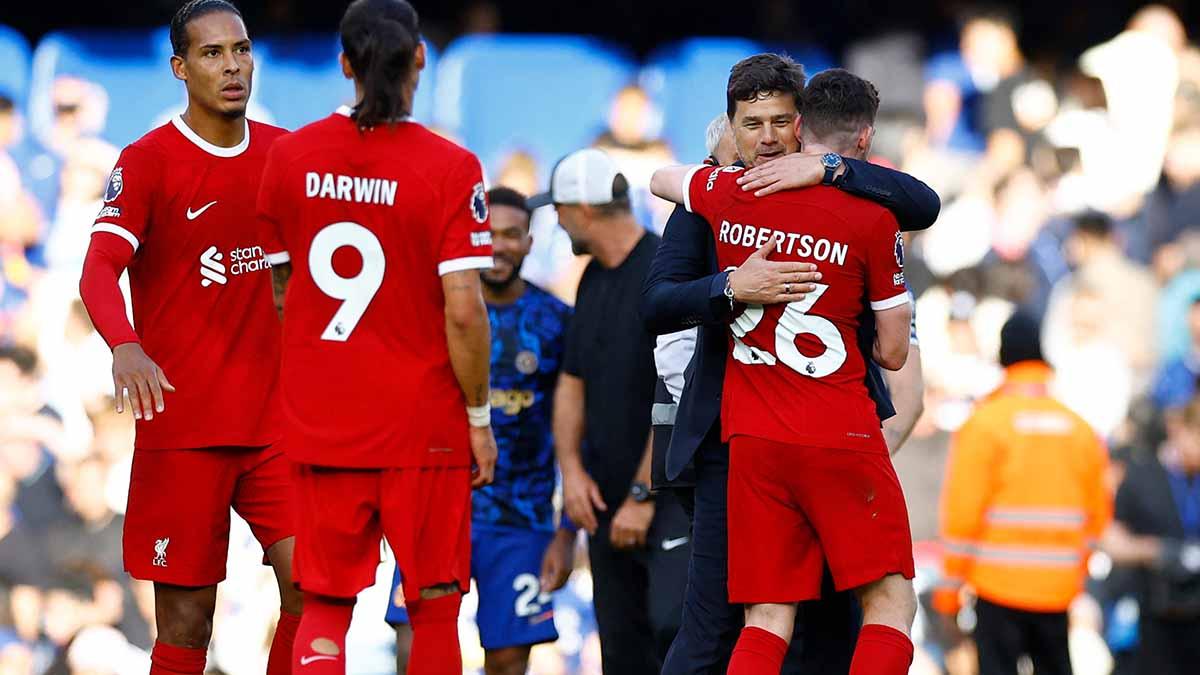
[864,210,909,311]
[682,164,743,223]
[256,143,291,265]
[91,145,157,253]
[436,153,493,276]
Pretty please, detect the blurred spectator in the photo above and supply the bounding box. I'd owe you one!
[42,138,117,278]
[46,456,148,648]
[1078,5,1183,208]
[64,625,149,675]
[1043,212,1158,387]
[0,91,59,238]
[1152,296,1200,413]
[936,312,1111,675]
[922,5,1033,194]
[0,469,48,645]
[37,78,108,162]
[1101,393,1200,675]
[0,346,70,531]
[592,84,676,231]
[1051,283,1136,439]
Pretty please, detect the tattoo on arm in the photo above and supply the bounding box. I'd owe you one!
[271,262,292,320]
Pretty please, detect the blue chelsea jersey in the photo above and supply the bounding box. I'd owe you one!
[473,284,572,532]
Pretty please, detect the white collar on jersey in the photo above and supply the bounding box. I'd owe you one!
[334,105,411,123]
[170,115,251,158]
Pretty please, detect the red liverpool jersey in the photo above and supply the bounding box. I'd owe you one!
[683,164,909,451]
[257,107,493,469]
[90,117,287,450]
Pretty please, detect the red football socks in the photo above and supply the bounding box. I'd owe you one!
[407,592,463,675]
[267,609,301,675]
[293,593,355,674]
[149,641,206,674]
[849,624,914,675]
[727,626,788,675]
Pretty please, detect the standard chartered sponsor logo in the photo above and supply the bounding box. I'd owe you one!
[200,244,272,287]
[200,246,227,287]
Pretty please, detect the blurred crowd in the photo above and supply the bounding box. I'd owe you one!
[1,2,1200,674]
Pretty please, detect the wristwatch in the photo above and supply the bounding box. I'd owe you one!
[820,153,843,185]
[723,274,736,310]
[630,481,653,503]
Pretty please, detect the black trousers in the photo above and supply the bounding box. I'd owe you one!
[1135,615,1200,675]
[662,427,860,675]
[974,597,1072,675]
[588,490,691,675]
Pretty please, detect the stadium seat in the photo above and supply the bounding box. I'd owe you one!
[641,38,766,161]
[432,34,636,174]
[252,34,439,131]
[29,28,180,148]
[0,25,31,106]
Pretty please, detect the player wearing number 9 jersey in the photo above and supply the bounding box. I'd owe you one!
[651,69,918,675]
[255,1,496,673]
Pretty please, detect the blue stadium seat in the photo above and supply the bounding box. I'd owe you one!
[433,34,636,174]
[252,34,439,131]
[0,25,31,107]
[641,38,766,162]
[29,28,180,148]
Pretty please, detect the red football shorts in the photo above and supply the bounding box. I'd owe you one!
[123,445,295,586]
[291,463,471,601]
[727,435,915,604]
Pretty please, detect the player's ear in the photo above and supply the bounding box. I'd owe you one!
[793,114,803,143]
[339,52,354,81]
[414,41,427,72]
[857,125,873,155]
[170,54,187,83]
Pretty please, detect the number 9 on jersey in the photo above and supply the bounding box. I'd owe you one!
[309,221,386,342]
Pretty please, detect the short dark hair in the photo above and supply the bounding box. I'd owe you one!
[726,53,806,119]
[0,344,38,377]
[340,0,421,129]
[959,4,1020,33]
[169,0,243,57]
[1072,211,1113,239]
[487,187,532,224]
[800,68,880,140]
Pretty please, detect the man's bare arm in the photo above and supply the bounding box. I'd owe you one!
[650,165,702,205]
[442,269,496,487]
[872,303,911,371]
[882,345,924,454]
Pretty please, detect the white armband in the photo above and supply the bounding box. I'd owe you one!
[466,403,492,428]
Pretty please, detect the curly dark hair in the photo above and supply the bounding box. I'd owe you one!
[726,53,806,119]
[799,68,880,140]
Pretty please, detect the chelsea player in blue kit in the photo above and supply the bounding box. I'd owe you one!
[387,187,577,675]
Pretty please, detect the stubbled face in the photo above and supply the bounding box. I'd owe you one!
[172,11,253,118]
[556,203,590,256]
[731,91,800,168]
[481,204,532,289]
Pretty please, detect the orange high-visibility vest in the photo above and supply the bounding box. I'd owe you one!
[938,361,1112,613]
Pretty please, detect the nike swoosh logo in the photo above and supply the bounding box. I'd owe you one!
[662,536,690,551]
[299,655,338,666]
[186,201,218,220]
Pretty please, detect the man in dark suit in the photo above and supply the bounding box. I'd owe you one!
[641,54,941,675]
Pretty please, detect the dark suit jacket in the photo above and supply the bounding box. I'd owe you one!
[640,158,941,481]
